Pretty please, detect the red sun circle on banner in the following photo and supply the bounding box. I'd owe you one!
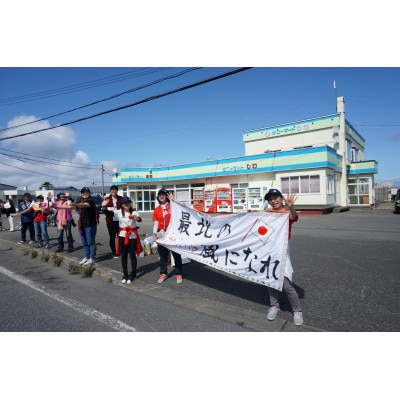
[258,225,268,236]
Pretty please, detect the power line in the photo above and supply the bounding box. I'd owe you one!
[0,68,252,142]
[0,67,202,134]
[0,147,101,168]
[0,68,169,106]
[0,160,94,182]
[352,124,400,127]
[0,159,112,186]
[0,152,100,169]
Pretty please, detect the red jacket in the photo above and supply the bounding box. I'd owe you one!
[30,202,50,223]
[103,195,122,226]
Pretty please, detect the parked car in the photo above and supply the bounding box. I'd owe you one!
[92,194,103,214]
[72,194,103,214]
[394,189,400,214]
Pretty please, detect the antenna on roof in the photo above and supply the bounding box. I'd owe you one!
[333,80,338,112]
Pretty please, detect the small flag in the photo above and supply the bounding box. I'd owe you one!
[250,218,274,245]
[333,80,336,89]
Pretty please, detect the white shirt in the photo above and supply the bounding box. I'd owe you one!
[115,209,140,239]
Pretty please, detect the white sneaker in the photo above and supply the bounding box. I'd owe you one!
[127,276,137,284]
[121,278,127,284]
[293,311,304,326]
[28,240,35,245]
[157,274,167,284]
[83,258,94,266]
[79,257,88,265]
[267,306,280,321]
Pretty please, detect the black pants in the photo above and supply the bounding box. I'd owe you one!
[157,244,182,275]
[107,220,120,255]
[119,236,137,279]
[21,221,35,242]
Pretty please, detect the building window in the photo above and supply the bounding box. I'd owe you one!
[281,175,320,194]
[351,147,359,162]
[346,140,352,162]
[230,183,249,188]
[348,177,370,205]
[327,174,334,195]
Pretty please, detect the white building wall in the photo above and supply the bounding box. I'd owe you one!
[245,127,339,156]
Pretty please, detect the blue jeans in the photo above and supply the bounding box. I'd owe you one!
[57,221,74,251]
[80,225,97,260]
[34,221,49,246]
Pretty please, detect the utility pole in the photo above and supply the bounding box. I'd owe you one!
[101,164,105,197]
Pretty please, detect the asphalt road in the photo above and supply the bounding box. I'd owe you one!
[1,207,399,332]
[0,244,256,332]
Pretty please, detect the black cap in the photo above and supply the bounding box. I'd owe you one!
[157,188,168,196]
[81,187,90,193]
[121,196,132,205]
[264,188,283,201]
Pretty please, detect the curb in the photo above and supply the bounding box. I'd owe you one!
[1,236,324,332]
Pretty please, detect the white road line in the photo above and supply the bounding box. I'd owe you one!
[0,266,138,332]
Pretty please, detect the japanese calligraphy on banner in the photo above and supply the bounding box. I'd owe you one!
[157,201,289,291]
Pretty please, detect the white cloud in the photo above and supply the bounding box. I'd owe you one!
[0,115,100,190]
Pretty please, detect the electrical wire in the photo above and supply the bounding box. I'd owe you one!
[0,147,100,168]
[0,67,202,133]
[0,67,252,142]
[0,152,99,169]
[0,160,95,182]
[0,68,169,106]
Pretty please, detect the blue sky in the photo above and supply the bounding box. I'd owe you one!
[0,66,399,190]
[1,1,397,394]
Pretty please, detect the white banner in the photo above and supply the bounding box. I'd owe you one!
[157,201,289,291]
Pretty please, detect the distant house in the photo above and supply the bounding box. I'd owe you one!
[0,183,18,201]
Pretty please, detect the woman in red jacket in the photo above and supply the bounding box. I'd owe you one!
[152,188,183,284]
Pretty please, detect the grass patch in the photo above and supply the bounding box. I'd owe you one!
[51,253,63,267]
[41,252,50,262]
[30,250,38,258]
[81,265,95,278]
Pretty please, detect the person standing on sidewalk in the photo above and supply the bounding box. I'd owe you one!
[0,200,5,231]
[17,193,35,245]
[152,188,183,284]
[52,191,75,253]
[264,188,304,326]
[2,198,17,231]
[101,184,122,258]
[106,196,142,284]
[18,194,50,249]
[75,187,99,266]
